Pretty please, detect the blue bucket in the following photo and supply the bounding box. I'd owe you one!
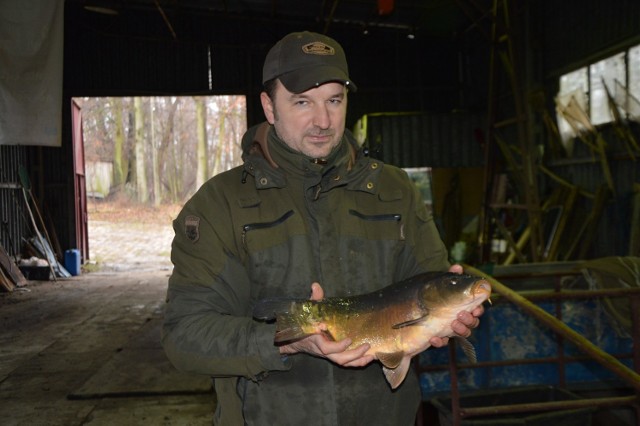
[64,249,81,276]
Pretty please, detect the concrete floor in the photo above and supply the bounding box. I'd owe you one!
[0,270,216,426]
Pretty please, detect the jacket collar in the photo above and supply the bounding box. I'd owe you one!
[241,122,377,192]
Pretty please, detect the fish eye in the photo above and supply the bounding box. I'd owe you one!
[451,278,458,285]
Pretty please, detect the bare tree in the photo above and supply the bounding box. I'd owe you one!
[134,97,148,203]
[150,98,160,206]
[79,95,246,205]
[112,97,125,191]
[195,97,208,190]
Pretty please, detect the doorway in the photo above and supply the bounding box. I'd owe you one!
[73,95,246,271]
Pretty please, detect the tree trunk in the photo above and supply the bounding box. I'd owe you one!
[134,97,148,203]
[150,98,160,206]
[195,97,208,189]
[212,112,225,176]
[112,97,125,191]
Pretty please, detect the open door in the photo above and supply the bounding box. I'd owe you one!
[71,99,89,262]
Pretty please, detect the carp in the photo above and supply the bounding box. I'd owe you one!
[253,271,492,389]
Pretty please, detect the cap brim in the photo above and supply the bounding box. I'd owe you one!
[278,65,357,94]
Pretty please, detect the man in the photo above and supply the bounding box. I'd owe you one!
[162,31,483,425]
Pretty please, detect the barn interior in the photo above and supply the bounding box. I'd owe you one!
[1,0,639,425]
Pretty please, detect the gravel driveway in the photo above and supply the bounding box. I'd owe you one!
[87,219,175,273]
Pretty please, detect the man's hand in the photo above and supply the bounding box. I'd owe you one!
[278,282,376,368]
[429,264,484,348]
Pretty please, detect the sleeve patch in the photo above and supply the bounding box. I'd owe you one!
[184,215,200,243]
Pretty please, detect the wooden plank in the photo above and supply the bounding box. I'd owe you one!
[0,243,27,289]
[0,267,14,292]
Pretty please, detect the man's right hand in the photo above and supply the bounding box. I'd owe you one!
[278,282,375,368]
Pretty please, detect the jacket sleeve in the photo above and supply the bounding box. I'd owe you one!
[161,181,289,380]
[411,180,451,271]
[388,166,451,277]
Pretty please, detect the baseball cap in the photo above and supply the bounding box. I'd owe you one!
[262,31,357,94]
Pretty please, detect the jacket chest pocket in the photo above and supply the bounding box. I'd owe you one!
[241,209,306,252]
[347,208,405,241]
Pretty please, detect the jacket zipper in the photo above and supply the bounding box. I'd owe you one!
[242,210,295,246]
[348,209,401,222]
[348,209,404,240]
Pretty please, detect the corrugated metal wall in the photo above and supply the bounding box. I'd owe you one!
[0,146,31,258]
[38,144,74,260]
[355,112,485,168]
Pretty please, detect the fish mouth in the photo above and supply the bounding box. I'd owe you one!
[473,279,492,303]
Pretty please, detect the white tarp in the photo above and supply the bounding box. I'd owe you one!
[0,0,63,146]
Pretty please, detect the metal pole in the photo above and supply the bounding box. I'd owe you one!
[462,395,638,418]
[448,341,461,426]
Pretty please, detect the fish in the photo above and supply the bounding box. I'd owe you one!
[253,271,492,389]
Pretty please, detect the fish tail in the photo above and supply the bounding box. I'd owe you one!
[454,336,477,364]
[273,312,313,343]
[253,298,315,343]
[382,356,412,390]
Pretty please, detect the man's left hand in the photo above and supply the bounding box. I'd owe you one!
[429,264,484,348]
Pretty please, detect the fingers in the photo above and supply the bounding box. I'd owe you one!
[429,336,449,348]
[470,304,485,318]
[448,264,463,274]
[338,345,376,367]
[309,282,324,301]
[280,334,374,367]
[325,341,374,367]
[451,311,480,338]
[458,310,480,327]
[279,333,347,356]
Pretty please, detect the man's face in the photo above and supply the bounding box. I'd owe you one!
[261,80,347,159]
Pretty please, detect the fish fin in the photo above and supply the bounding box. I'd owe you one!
[391,314,429,329]
[253,298,304,320]
[376,351,405,369]
[273,313,310,343]
[382,356,411,389]
[321,329,336,341]
[275,324,334,344]
[455,336,477,364]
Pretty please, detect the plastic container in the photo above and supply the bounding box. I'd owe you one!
[430,385,595,426]
[64,249,81,276]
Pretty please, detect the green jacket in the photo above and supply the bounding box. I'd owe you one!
[162,123,449,425]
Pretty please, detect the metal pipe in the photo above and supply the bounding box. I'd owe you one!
[461,395,639,418]
[464,264,640,392]
[490,287,640,302]
[632,295,640,373]
[448,342,462,426]
[420,352,635,372]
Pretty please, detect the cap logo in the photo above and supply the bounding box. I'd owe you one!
[301,42,335,56]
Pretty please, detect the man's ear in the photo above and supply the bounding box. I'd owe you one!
[260,92,275,124]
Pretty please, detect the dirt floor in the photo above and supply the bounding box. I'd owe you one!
[0,202,216,426]
[85,200,181,272]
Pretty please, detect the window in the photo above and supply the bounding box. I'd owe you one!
[556,44,640,149]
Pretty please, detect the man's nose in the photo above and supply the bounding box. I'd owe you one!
[312,105,330,129]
